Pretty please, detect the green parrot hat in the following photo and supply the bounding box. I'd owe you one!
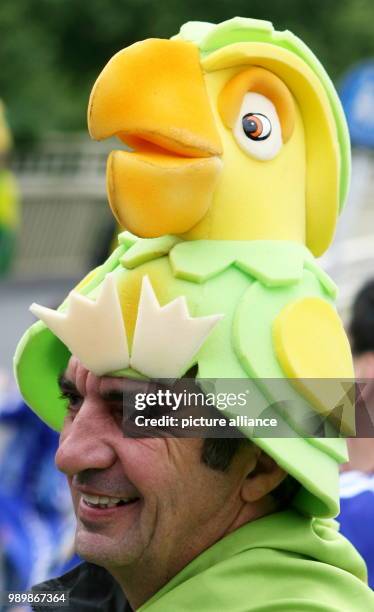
[15,18,354,519]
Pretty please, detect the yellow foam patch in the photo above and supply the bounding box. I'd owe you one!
[88,38,222,158]
[273,297,355,434]
[218,66,295,142]
[202,43,340,256]
[115,262,173,348]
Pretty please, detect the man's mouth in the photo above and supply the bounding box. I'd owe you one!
[81,492,140,510]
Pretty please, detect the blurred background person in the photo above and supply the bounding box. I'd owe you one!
[0,390,79,594]
[340,280,374,589]
[0,100,19,277]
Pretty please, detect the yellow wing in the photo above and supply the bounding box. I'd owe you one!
[273,297,355,435]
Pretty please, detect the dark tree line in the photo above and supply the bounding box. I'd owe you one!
[1,0,373,141]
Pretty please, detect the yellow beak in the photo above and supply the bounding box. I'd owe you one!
[88,38,222,236]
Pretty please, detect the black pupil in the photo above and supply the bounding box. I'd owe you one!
[244,119,257,134]
[242,114,259,137]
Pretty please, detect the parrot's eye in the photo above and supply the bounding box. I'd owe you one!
[233,92,282,161]
[242,113,271,141]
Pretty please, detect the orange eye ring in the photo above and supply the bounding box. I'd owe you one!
[242,113,271,141]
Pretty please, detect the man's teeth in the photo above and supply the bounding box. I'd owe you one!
[82,493,136,508]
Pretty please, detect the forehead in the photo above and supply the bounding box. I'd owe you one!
[64,356,149,396]
[64,356,201,398]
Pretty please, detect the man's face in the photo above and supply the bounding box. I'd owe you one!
[56,356,256,574]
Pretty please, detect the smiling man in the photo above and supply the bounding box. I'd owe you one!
[54,357,288,610]
[14,17,374,611]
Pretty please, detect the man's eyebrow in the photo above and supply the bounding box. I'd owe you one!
[101,389,127,402]
[58,374,79,394]
[101,388,152,410]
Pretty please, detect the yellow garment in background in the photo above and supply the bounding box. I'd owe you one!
[0,100,20,275]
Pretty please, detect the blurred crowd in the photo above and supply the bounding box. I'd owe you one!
[339,280,374,588]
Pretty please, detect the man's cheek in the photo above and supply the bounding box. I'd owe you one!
[119,438,169,468]
[67,478,80,512]
[115,438,174,493]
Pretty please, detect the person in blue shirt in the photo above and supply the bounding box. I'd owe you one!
[0,387,79,596]
[339,279,374,588]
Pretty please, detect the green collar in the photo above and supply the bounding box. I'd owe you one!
[140,509,367,610]
[118,231,336,295]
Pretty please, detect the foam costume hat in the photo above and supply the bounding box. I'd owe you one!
[15,18,354,519]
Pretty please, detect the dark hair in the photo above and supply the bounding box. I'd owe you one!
[201,438,300,510]
[184,368,301,509]
[350,279,374,355]
[201,437,245,471]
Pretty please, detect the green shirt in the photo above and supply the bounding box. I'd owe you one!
[140,509,374,611]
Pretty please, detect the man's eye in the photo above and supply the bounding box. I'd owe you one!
[60,391,82,410]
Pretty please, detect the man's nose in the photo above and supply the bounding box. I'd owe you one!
[55,402,117,476]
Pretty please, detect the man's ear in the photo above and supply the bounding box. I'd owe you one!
[240,450,287,503]
[355,352,374,402]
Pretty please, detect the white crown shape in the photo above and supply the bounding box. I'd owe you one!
[30,274,223,378]
[30,274,129,376]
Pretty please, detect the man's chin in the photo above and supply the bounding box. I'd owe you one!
[73,496,152,566]
[75,526,140,567]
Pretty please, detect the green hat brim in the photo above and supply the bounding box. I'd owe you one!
[14,321,70,431]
